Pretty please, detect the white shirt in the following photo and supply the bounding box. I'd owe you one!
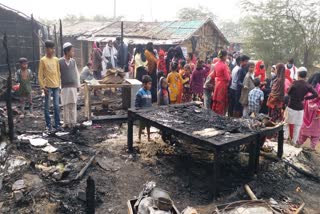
[230,65,240,90]
[102,46,118,68]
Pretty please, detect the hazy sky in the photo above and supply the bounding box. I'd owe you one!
[1,0,241,21]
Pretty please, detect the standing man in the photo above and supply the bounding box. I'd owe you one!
[38,40,61,131]
[59,43,80,129]
[285,58,298,80]
[228,56,241,117]
[103,40,118,69]
[234,55,250,117]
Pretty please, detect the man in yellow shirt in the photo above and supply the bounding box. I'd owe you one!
[38,40,61,131]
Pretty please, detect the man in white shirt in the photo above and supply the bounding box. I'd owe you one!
[228,56,241,117]
[102,40,118,69]
[285,58,298,80]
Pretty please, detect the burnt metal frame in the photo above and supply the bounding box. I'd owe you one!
[127,107,284,197]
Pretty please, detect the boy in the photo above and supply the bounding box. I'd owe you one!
[248,78,264,117]
[135,75,152,141]
[16,58,33,118]
[239,61,255,117]
[80,62,93,83]
[59,42,80,129]
[38,40,61,131]
[287,67,318,145]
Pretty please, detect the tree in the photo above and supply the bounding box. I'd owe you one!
[177,6,217,21]
[241,0,320,67]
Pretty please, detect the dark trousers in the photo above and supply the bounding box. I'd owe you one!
[93,70,102,80]
[228,88,237,117]
[136,67,147,82]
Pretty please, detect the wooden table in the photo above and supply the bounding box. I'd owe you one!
[127,103,284,197]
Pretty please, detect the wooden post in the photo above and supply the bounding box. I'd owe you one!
[31,14,36,83]
[120,21,124,69]
[127,111,134,152]
[54,25,58,56]
[59,19,63,57]
[277,129,284,158]
[3,33,14,142]
[86,176,95,214]
[212,148,220,198]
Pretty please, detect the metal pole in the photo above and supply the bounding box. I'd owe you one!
[120,21,124,68]
[31,14,36,83]
[59,19,63,57]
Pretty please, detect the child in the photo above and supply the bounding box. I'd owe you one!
[135,75,152,141]
[239,61,255,117]
[157,77,169,106]
[167,61,189,104]
[286,67,318,145]
[16,58,33,118]
[190,60,209,101]
[182,64,192,103]
[248,78,264,117]
[38,40,61,131]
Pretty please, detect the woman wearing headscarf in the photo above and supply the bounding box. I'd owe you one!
[165,47,175,73]
[254,60,266,83]
[134,44,148,81]
[173,46,185,67]
[145,42,158,102]
[91,41,102,80]
[298,72,320,150]
[267,63,286,122]
[157,49,167,76]
[212,50,231,115]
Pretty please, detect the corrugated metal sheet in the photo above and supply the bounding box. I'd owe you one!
[64,19,228,45]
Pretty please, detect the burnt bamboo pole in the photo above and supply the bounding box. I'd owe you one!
[120,21,124,69]
[59,19,63,57]
[3,33,14,142]
[31,14,36,83]
[54,24,58,55]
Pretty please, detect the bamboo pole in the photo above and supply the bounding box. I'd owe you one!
[59,19,63,57]
[2,33,14,142]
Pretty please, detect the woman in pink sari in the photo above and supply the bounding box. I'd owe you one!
[298,72,320,150]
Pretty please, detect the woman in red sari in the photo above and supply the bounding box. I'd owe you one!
[212,50,231,115]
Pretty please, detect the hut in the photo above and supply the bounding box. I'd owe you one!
[63,19,229,68]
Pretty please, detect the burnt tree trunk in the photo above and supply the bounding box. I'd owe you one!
[3,33,14,142]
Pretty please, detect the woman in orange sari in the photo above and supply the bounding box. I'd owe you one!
[145,42,158,102]
[212,50,231,115]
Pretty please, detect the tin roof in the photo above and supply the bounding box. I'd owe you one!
[64,19,229,45]
[0,3,46,27]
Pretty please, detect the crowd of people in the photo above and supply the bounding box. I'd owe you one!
[14,38,320,150]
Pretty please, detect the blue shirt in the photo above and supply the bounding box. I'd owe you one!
[135,88,152,108]
[248,87,264,113]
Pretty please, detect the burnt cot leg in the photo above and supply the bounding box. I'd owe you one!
[254,135,261,173]
[277,129,284,158]
[212,149,221,198]
[248,141,256,175]
[127,113,134,153]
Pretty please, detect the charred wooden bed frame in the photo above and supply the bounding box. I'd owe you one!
[127,103,284,197]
